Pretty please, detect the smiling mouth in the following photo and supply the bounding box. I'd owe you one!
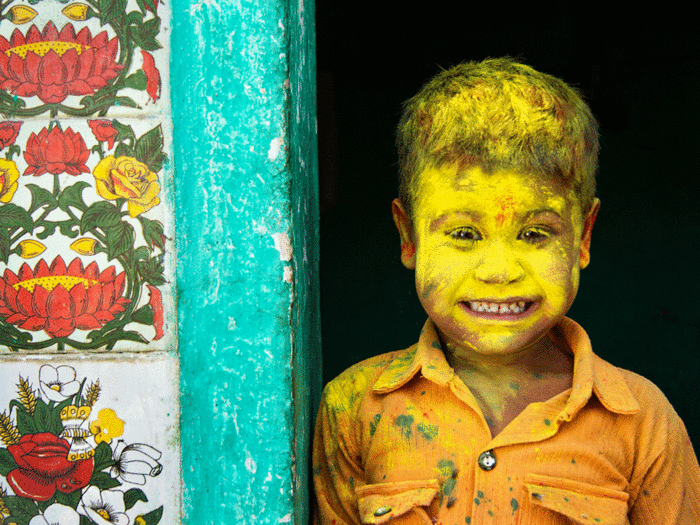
[463,300,535,315]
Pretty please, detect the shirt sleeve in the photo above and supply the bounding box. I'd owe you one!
[313,381,367,525]
[628,408,700,524]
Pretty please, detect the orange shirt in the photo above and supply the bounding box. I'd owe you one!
[313,317,700,524]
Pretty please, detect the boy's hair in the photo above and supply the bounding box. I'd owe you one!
[396,58,599,220]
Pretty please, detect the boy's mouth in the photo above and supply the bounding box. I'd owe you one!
[462,300,535,316]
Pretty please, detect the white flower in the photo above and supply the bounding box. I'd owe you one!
[39,365,80,402]
[29,503,80,525]
[78,486,130,525]
[109,440,163,485]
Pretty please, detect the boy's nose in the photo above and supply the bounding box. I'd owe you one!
[473,241,525,284]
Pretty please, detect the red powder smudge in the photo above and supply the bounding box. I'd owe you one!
[495,195,517,227]
[401,243,415,258]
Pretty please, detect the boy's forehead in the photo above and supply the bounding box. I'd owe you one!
[416,164,577,211]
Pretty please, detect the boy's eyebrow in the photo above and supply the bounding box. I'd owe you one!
[428,207,564,231]
[429,211,483,231]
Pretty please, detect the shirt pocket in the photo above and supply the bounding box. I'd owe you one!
[522,473,629,525]
[355,479,440,524]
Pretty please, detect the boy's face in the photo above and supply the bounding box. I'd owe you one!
[392,165,599,359]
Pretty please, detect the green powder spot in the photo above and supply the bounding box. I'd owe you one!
[533,372,543,379]
[395,414,414,438]
[473,498,480,505]
[348,476,354,488]
[564,497,569,502]
[417,422,439,440]
[510,498,519,514]
[571,458,576,464]
[421,391,426,395]
[442,477,456,496]
[488,510,494,517]
[477,491,485,499]
[369,414,382,436]
[594,519,601,523]
[465,518,471,524]
[509,382,519,391]
[544,418,551,426]
[432,341,442,349]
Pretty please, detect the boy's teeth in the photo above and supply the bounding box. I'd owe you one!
[468,301,528,314]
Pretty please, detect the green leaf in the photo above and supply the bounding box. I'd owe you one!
[90,471,122,490]
[112,120,136,145]
[0,447,18,476]
[93,441,115,471]
[136,257,166,286]
[35,221,59,239]
[58,181,90,213]
[131,18,162,51]
[139,506,164,524]
[124,70,148,91]
[15,405,36,435]
[134,125,164,171]
[99,0,127,24]
[32,399,62,435]
[138,216,166,251]
[105,222,135,260]
[58,220,81,238]
[26,183,58,214]
[114,96,140,109]
[81,201,122,233]
[55,488,81,509]
[131,304,154,325]
[115,142,136,159]
[0,203,33,233]
[5,495,39,522]
[124,488,149,510]
[0,227,9,264]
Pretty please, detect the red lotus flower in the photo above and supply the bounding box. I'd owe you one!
[7,433,94,501]
[0,22,123,104]
[141,50,160,103]
[23,126,90,176]
[0,121,21,149]
[0,256,130,338]
[88,119,118,150]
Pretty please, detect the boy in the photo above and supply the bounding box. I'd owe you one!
[312,58,700,524]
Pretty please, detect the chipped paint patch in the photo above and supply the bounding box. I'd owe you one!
[279,514,292,523]
[268,136,284,161]
[272,232,293,261]
[284,266,293,283]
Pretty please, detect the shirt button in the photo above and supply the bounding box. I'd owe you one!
[478,450,497,471]
[374,506,392,516]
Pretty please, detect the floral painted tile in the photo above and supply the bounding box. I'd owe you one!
[0,117,175,352]
[0,0,170,119]
[0,355,180,524]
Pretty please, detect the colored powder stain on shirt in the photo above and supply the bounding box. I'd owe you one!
[417,422,438,440]
[544,418,551,426]
[477,491,485,499]
[432,341,442,349]
[511,498,519,514]
[369,414,381,436]
[488,510,494,517]
[473,498,480,505]
[395,414,414,438]
[465,518,471,524]
[509,382,520,391]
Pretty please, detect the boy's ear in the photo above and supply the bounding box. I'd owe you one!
[579,198,600,269]
[392,198,416,269]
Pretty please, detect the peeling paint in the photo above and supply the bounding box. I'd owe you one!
[268,136,284,161]
[272,232,293,261]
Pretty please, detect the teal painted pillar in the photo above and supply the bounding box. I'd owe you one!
[171,0,320,523]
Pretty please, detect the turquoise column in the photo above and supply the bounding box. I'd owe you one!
[171,0,320,522]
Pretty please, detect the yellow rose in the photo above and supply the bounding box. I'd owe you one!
[0,159,19,203]
[93,156,160,217]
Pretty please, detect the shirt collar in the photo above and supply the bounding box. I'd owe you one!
[372,317,640,417]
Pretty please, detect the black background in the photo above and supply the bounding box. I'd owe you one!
[315,2,700,447]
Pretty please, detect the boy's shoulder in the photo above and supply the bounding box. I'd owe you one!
[326,346,417,392]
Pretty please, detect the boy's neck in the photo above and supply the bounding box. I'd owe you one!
[441,331,574,438]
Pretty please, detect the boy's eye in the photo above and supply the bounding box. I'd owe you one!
[519,227,552,243]
[449,227,482,242]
